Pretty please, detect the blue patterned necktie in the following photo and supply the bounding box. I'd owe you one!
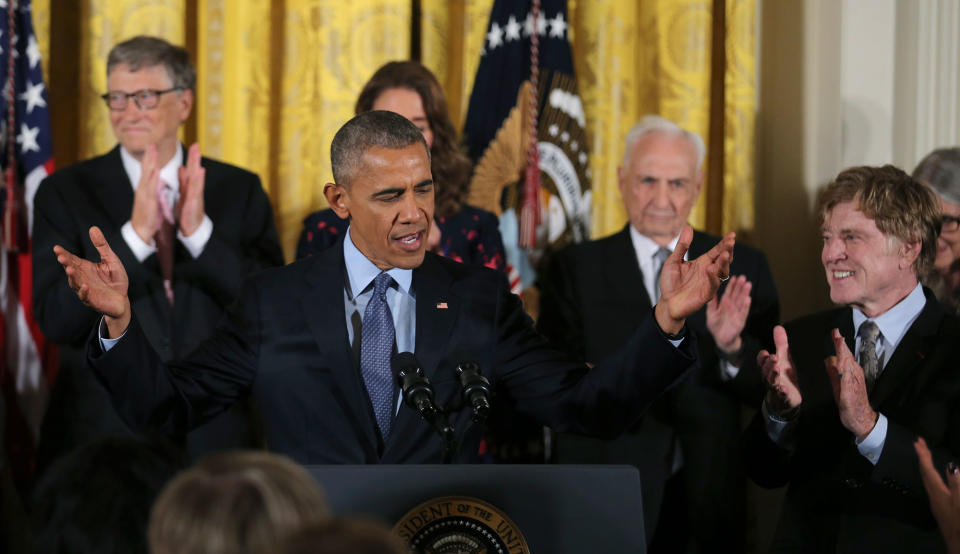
[361,272,397,439]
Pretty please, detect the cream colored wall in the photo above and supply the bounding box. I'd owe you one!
[751,1,960,550]
[755,0,960,323]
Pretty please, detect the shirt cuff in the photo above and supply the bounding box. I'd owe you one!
[121,221,156,262]
[98,316,126,352]
[855,413,887,465]
[720,360,740,380]
[178,215,213,258]
[762,400,797,446]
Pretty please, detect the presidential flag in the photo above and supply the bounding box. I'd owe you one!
[0,0,57,482]
[464,0,591,290]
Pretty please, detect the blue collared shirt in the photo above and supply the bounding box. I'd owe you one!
[342,228,416,415]
[851,282,925,464]
[764,282,926,465]
[342,227,416,355]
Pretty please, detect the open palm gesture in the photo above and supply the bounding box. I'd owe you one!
[54,226,131,332]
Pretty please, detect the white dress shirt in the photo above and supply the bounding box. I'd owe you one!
[118,145,213,261]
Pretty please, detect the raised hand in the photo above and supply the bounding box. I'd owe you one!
[824,328,877,440]
[706,274,753,357]
[914,437,960,554]
[759,325,802,415]
[129,144,162,243]
[655,225,734,334]
[178,143,206,236]
[54,226,131,338]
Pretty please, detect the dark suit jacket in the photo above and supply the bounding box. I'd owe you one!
[87,240,698,465]
[743,289,959,553]
[32,145,283,470]
[537,226,779,549]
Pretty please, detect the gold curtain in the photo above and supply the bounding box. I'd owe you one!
[36,0,755,259]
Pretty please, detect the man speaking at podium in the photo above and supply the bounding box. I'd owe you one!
[54,111,735,464]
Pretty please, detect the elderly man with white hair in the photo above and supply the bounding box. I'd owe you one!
[538,115,780,552]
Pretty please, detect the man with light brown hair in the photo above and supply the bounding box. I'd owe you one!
[744,165,960,552]
[32,35,283,472]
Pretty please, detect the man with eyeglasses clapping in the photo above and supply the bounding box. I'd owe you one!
[31,36,283,476]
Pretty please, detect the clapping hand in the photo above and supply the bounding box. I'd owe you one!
[178,143,206,236]
[914,437,960,554]
[824,329,877,440]
[706,275,752,360]
[655,225,735,335]
[759,326,802,416]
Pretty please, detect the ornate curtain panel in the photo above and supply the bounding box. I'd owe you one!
[39,0,755,258]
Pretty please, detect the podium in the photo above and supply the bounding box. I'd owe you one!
[307,464,646,553]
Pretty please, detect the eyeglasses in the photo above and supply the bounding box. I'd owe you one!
[100,87,183,111]
[941,215,960,233]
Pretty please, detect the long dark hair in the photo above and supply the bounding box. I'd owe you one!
[355,61,472,218]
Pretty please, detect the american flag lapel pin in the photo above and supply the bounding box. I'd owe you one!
[436,301,448,309]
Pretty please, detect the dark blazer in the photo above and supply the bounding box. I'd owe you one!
[32,145,283,470]
[743,288,960,553]
[87,240,698,465]
[537,226,779,550]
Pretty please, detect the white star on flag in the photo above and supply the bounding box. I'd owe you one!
[487,22,504,50]
[536,12,548,35]
[523,13,534,36]
[504,15,521,42]
[560,131,569,142]
[548,13,568,38]
[16,123,40,153]
[548,123,559,136]
[26,34,40,68]
[19,79,46,113]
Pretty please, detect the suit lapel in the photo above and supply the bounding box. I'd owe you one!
[384,254,458,455]
[688,230,711,259]
[302,242,378,456]
[93,147,136,230]
[607,226,652,311]
[871,293,942,408]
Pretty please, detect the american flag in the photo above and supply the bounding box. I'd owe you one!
[464,0,592,291]
[0,0,57,483]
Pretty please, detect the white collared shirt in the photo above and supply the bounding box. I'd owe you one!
[629,225,684,305]
[118,145,213,261]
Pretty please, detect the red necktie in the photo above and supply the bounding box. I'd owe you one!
[156,181,175,306]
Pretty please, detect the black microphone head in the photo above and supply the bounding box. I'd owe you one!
[392,351,419,372]
[392,352,420,381]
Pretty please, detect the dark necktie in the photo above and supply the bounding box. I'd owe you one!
[858,320,881,392]
[361,272,397,439]
[156,181,175,306]
[653,246,671,301]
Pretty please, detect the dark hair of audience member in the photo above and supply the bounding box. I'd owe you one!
[30,435,186,554]
[354,60,472,219]
[330,110,428,187]
[148,450,328,554]
[277,517,407,554]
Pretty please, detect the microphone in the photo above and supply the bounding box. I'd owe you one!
[456,361,492,423]
[392,352,438,423]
